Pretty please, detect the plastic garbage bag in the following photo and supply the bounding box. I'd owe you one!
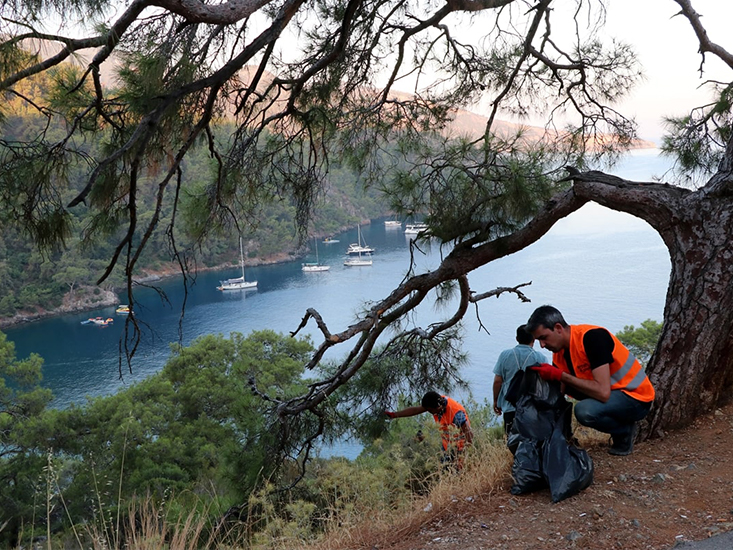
[505,369,594,502]
[542,406,594,502]
[505,368,566,441]
[510,438,545,495]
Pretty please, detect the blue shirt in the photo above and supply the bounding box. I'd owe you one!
[493,344,547,413]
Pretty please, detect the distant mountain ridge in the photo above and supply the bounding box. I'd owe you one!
[446,105,657,149]
[18,44,655,149]
[383,88,656,149]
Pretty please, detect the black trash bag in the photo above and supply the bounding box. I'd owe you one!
[506,426,522,456]
[510,438,545,495]
[505,368,594,501]
[505,368,566,442]
[542,406,594,503]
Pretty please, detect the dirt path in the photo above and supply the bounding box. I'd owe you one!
[374,402,733,550]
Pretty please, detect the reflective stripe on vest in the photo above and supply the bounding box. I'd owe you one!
[610,351,647,391]
[554,325,655,403]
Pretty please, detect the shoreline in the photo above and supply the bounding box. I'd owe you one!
[0,250,303,331]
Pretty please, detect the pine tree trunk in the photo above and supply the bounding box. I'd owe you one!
[569,157,733,437]
[644,192,733,436]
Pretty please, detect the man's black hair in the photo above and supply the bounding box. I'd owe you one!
[526,305,569,333]
[515,324,534,345]
[421,391,442,408]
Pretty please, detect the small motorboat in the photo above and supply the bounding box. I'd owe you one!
[81,317,114,326]
[115,305,131,314]
[404,222,428,235]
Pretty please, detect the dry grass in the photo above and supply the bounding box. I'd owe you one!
[306,438,513,550]
[304,422,609,550]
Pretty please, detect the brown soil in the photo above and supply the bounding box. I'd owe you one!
[373,402,733,550]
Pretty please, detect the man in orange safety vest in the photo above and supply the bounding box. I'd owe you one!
[526,305,655,456]
[386,391,473,467]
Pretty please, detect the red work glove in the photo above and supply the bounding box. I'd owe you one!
[530,363,563,382]
[384,411,397,419]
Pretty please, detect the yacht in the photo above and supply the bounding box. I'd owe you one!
[217,237,258,290]
[404,222,428,235]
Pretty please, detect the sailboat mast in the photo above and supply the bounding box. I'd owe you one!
[239,237,245,279]
[357,225,362,259]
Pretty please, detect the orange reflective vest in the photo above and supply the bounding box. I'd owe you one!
[432,396,471,451]
[553,325,655,403]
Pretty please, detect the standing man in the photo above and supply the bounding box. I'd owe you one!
[386,391,473,466]
[492,324,547,435]
[525,305,655,456]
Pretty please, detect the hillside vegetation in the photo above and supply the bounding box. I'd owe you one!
[0,321,662,548]
[0,73,391,325]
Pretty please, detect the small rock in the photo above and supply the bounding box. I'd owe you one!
[565,530,582,541]
[652,473,667,483]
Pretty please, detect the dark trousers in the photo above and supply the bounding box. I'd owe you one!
[574,390,652,437]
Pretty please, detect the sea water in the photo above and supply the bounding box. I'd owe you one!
[4,149,672,455]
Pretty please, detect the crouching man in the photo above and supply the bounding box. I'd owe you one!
[526,305,655,456]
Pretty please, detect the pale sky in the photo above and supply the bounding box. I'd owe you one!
[381,0,733,145]
[598,0,733,143]
[45,0,733,145]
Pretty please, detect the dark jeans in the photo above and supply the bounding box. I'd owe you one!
[574,390,652,438]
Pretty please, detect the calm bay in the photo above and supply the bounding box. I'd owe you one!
[4,149,672,437]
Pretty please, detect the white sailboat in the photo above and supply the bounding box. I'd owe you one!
[302,237,330,272]
[346,224,375,255]
[344,225,373,266]
[217,237,258,290]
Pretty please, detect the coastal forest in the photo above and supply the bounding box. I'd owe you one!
[0,77,390,323]
[4,0,733,547]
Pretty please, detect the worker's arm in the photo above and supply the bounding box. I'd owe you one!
[385,405,427,419]
[531,363,612,403]
[533,328,614,403]
[492,375,503,415]
[461,421,474,445]
[558,328,615,402]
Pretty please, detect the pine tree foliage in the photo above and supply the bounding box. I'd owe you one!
[3,0,733,449]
